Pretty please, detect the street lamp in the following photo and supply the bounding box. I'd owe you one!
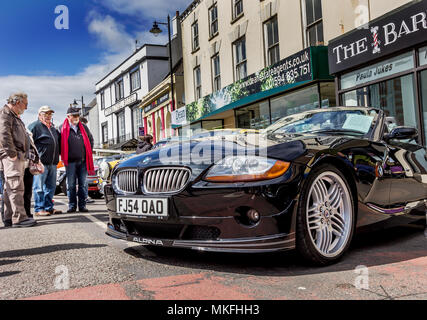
[150,15,175,112]
[72,96,86,116]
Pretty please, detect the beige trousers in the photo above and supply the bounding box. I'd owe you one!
[1,157,27,224]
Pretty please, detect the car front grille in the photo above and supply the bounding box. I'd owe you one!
[143,167,191,194]
[115,169,138,194]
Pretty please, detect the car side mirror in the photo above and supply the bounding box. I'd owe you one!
[384,127,418,142]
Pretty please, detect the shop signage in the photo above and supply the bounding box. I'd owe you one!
[172,107,187,126]
[329,0,427,74]
[105,93,138,117]
[419,46,427,66]
[144,92,170,114]
[340,52,414,90]
[172,47,314,126]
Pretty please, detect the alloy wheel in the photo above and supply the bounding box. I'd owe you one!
[306,171,353,258]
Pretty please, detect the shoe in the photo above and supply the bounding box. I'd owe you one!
[67,208,77,213]
[79,208,89,213]
[49,209,63,215]
[35,211,52,217]
[12,219,37,228]
[86,198,95,204]
[3,220,12,228]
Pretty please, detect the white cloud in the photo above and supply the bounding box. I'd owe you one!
[98,0,191,18]
[0,12,170,128]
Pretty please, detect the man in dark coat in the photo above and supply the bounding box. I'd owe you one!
[60,107,94,213]
[28,106,62,216]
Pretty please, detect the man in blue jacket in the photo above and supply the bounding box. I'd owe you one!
[28,106,62,216]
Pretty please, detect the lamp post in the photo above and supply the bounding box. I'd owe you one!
[150,15,175,112]
[72,96,86,116]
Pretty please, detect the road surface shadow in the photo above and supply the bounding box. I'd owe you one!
[0,243,107,259]
[124,224,426,277]
[0,271,21,278]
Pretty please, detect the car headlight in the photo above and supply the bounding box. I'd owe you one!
[204,156,290,182]
[100,162,111,180]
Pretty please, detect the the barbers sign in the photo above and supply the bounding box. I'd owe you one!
[105,93,138,116]
[329,0,427,74]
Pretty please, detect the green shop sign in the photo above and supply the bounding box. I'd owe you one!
[172,46,331,127]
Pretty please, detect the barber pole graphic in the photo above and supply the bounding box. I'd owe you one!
[371,26,381,54]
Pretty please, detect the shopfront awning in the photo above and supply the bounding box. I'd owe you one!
[172,46,332,128]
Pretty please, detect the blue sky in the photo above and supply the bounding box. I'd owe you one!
[0,0,190,125]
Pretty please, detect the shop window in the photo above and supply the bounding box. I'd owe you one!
[270,85,319,124]
[234,37,247,81]
[133,107,143,139]
[342,74,418,129]
[302,0,324,47]
[319,82,336,108]
[264,16,280,66]
[202,120,223,131]
[236,101,270,129]
[209,4,218,37]
[212,54,221,92]
[420,70,427,144]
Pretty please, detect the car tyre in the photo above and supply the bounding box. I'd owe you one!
[296,164,356,266]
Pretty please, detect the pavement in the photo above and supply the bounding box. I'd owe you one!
[0,195,426,300]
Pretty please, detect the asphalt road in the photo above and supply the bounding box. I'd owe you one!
[0,195,426,300]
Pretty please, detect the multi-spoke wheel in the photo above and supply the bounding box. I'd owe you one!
[296,164,355,265]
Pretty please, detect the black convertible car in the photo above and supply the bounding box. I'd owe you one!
[104,107,427,265]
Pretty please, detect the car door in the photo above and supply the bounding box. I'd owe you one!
[387,137,427,207]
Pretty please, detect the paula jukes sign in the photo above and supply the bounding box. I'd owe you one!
[329,0,427,74]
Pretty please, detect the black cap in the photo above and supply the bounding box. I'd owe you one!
[67,107,81,116]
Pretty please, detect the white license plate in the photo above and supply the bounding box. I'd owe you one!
[116,197,168,217]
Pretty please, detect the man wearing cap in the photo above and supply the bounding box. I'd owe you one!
[60,107,94,213]
[28,106,62,216]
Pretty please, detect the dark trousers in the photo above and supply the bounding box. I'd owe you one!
[24,168,33,218]
[66,161,87,210]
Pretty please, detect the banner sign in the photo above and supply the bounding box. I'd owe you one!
[172,47,313,126]
[105,93,138,117]
[329,0,427,74]
[144,92,170,114]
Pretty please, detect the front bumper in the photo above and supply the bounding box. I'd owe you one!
[104,172,302,253]
[106,223,295,253]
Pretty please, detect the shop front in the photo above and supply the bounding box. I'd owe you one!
[328,0,427,145]
[172,46,335,136]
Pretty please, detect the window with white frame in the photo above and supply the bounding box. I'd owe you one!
[194,66,202,100]
[115,78,124,101]
[132,107,143,138]
[100,91,105,110]
[101,122,108,144]
[303,0,324,47]
[130,67,141,92]
[209,4,218,37]
[264,16,280,66]
[233,0,243,19]
[212,54,221,92]
[234,37,247,81]
[192,21,199,51]
[117,111,126,142]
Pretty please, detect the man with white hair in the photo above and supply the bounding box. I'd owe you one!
[0,92,37,228]
[28,106,62,216]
